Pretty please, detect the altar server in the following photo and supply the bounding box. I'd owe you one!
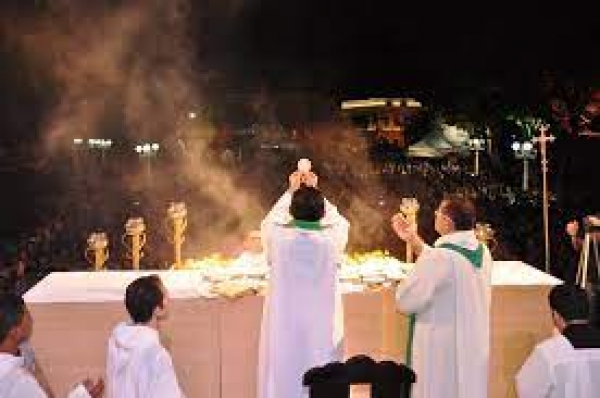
[0,293,103,398]
[258,166,349,398]
[391,194,493,398]
[516,284,600,398]
[106,275,184,398]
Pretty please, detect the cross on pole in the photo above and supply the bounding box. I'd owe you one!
[533,126,555,273]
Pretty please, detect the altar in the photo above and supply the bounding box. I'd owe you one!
[24,261,560,398]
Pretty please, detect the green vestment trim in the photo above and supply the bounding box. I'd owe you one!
[406,314,417,367]
[286,220,324,231]
[405,242,484,368]
[436,242,484,269]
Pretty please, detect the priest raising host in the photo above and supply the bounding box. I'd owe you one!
[257,160,350,398]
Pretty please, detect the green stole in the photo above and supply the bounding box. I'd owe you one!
[285,219,324,231]
[405,242,484,367]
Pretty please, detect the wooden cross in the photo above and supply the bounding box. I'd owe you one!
[533,126,554,273]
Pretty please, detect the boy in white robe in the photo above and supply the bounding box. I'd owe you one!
[106,275,184,398]
[516,284,600,398]
[391,194,493,398]
[0,293,103,398]
[257,170,349,398]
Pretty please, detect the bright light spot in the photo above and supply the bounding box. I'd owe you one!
[512,142,521,151]
[340,98,387,110]
[522,142,533,151]
[151,143,160,151]
[405,99,422,108]
[468,137,485,150]
[135,145,142,153]
[188,112,197,119]
[74,138,83,145]
[143,144,151,153]
[442,124,469,145]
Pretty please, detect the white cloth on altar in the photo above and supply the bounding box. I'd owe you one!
[0,353,91,398]
[106,322,183,398]
[396,230,493,398]
[24,271,208,303]
[257,191,349,398]
[516,333,600,398]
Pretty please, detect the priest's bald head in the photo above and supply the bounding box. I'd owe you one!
[435,194,476,235]
[290,186,325,222]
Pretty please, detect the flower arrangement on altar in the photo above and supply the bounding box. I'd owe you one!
[181,250,412,295]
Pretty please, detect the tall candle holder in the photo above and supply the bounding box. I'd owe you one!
[123,217,146,270]
[85,232,109,271]
[168,202,187,269]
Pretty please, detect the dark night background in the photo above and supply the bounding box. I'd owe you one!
[3,1,599,99]
[0,0,598,278]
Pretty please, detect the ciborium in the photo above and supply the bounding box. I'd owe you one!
[399,197,420,262]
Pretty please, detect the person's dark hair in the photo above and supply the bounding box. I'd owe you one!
[441,194,476,231]
[290,185,326,222]
[125,275,164,324]
[549,284,590,322]
[0,293,26,343]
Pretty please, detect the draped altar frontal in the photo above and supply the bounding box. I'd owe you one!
[24,261,560,398]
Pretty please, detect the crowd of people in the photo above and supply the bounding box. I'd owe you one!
[0,142,583,297]
[3,85,599,296]
[2,168,599,398]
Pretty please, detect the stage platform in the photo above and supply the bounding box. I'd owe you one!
[24,261,560,397]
